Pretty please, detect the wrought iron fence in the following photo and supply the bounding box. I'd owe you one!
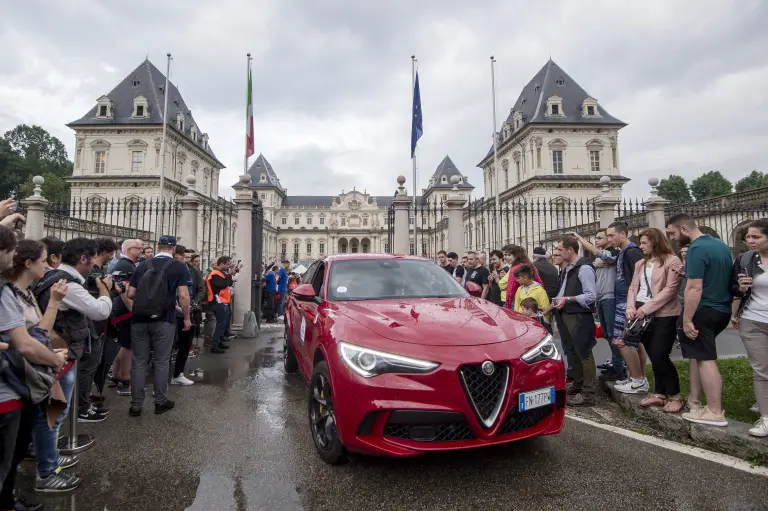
[21,196,237,268]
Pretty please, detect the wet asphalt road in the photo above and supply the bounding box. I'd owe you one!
[13,326,768,511]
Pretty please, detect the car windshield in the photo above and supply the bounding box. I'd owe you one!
[327,259,468,301]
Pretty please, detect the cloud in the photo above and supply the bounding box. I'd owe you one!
[1,0,766,201]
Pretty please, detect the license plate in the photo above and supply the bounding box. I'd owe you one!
[519,387,555,412]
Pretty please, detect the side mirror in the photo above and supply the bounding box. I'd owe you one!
[292,283,317,302]
[465,281,482,297]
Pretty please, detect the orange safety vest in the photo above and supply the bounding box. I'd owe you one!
[206,270,231,304]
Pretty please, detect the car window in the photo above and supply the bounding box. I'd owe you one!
[311,263,325,297]
[327,259,467,301]
[302,261,319,285]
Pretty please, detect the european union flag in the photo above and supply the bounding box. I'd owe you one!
[411,71,423,159]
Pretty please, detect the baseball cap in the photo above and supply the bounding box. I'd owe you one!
[158,235,177,247]
[533,246,547,256]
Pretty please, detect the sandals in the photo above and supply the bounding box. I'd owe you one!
[663,397,685,413]
[640,395,667,407]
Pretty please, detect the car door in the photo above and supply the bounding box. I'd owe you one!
[296,261,326,370]
[290,261,319,377]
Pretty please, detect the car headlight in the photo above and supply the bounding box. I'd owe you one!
[521,334,562,364]
[339,342,439,378]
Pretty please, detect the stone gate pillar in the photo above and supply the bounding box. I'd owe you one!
[645,177,671,231]
[178,175,199,250]
[444,176,467,255]
[22,176,48,241]
[392,176,411,254]
[594,176,619,229]
[232,175,256,333]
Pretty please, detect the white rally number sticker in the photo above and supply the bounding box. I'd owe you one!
[300,316,306,345]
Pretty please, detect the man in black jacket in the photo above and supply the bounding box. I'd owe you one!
[533,247,560,299]
[547,236,598,406]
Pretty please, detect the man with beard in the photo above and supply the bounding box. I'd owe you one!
[667,214,733,427]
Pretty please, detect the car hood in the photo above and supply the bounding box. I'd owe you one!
[332,297,532,346]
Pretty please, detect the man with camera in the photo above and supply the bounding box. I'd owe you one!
[34,238,114,426]
[109,239,142,396]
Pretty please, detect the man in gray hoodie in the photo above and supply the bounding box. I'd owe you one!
[567,230,626,380]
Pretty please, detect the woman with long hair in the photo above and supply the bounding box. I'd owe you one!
[0,239,81,502]
[616,228,684,413]
[502,245,542,309]
[732,218,768,437]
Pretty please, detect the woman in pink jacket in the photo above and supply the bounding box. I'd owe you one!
[619,228,685,412]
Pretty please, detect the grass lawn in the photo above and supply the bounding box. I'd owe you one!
[645,357,758,424]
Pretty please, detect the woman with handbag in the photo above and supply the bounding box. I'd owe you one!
[1,239,81,501]
[616,228,684,412]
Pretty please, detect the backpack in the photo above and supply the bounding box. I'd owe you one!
[622,246,643,282]
[133,258,175,320]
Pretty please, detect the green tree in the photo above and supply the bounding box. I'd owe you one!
[735,171,768,193]
[0,124,72,202]
[657,174,692,205]
[690,171,732,201]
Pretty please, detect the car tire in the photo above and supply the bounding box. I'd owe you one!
[308,361,348,465]
[283,321,298,374]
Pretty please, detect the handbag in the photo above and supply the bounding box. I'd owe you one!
[624,263,656,344]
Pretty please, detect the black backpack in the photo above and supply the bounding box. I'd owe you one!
[133,258,174,320]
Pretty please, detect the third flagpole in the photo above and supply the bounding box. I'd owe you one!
[158,52,172,239]
[411,55,417,254]
[491,56,500,250]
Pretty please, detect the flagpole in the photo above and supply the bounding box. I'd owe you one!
[244,53,252,176]
[158,53,172,237]
[411,55,417,255]
[491,55,500,250]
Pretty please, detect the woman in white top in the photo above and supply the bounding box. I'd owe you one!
[732,218,768,437]
[3,240,80,493]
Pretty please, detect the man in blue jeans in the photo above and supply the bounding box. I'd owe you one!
[276,260,289,319]
[568,230,626,380]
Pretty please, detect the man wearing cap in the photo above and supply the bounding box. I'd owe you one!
[126,236,192,416]
[533,247,560,299]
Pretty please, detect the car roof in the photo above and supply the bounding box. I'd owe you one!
[323,253,430,264]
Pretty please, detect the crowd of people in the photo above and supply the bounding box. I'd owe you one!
[437,213,768,437]
[0,199,243,509]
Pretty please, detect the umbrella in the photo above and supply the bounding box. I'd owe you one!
[93,333,121,395]
[293,264,308,275]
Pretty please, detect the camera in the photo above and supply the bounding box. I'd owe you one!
[112,271,129,293]
[85,270,105,297]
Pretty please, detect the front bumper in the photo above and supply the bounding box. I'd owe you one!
[329,345,566,457]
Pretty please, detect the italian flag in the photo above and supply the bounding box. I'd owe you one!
[245,65,254,157]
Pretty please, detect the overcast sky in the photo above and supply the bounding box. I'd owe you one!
[1,0,766,200]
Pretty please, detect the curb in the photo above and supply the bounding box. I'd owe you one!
[600,381,768,464]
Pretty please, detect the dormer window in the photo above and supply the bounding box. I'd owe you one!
[190,126,197,142]
[513,111,523,131]
[546,96,564,117]
[202,133,209,150]
[441,176,447,184]
[555,76,565,87]
[132,95,149,118]
[581,98,601,118]
[95,96,112,118]
[176,112,185,131]
[260,173,267,183]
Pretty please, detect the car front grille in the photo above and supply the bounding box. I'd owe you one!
[497,405,554,436]
[383,422,475,442]
[459,363,509,428]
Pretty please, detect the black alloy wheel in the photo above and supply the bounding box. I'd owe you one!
[308,361,347,464]
[284,320,298,373]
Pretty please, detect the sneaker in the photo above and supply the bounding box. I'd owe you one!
[682,406,728,427]
[565,382,581,395]
[35,467,81,493]
[12,497,43,510]
[78,408,107,423]
[567,393,595,406]
[129,407,141,417]
[90,403,110,415]
[749,417,768,437]
[613,378,649,394]
[597,358,613,370]
[155,400,176,415]
[57,454,79,470]
[211,347,227,354]
[751,403,760,413]
[171,374,195,386]
[687,399,703,412]
[598,368,625,381]
[117,383,131,396]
